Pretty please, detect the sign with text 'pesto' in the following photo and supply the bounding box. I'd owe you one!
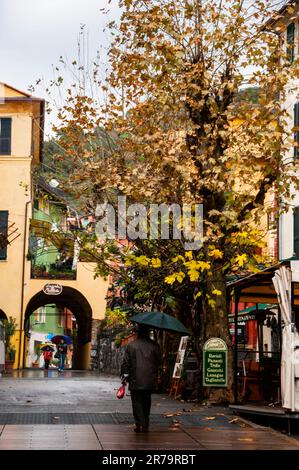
[203,338,227,387]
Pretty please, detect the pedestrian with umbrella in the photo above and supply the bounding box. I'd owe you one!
[40,343,55,370]
[120,324,161,433]
[51,335,72,372]
[120,311,189,433]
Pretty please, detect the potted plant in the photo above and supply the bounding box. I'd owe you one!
[4,317,17,372]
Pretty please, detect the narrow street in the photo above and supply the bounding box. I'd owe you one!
[0,371,298,450]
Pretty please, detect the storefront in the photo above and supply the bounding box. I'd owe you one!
[228,303,280,402]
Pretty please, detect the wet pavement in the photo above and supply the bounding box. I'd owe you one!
[0,370,299,450]
[0,370,185,414]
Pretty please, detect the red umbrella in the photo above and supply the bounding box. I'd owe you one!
[51,335,72,345]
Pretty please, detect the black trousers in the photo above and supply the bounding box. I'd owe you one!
[130,390,152,428]
[44,360,50,370]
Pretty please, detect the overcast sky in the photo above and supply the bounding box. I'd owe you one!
[0,0,120,134]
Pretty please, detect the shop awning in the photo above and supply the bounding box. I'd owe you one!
[228,303,276,323]
[227,259,299,305]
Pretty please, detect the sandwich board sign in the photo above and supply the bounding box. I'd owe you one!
[203,337,227,387]
[172,336,188,379]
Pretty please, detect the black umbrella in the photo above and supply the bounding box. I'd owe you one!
[129,311,190,335]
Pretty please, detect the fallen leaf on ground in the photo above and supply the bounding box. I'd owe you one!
[237,438,254,442]
[229,418,239,424]
[216,413,225,416]
[202,416,216,421]
[183,408,192,412]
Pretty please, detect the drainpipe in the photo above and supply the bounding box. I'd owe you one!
[234,289,240,404]
[18,200,31,369]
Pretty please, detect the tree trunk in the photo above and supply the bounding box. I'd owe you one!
[202,268,234,403]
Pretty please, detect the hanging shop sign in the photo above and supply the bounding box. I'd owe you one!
[203,337,227,387]
[43,283,63,296]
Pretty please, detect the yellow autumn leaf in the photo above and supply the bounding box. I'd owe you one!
[172,255,185,263]
[135,255,150,266]
[151,258,162,268]
[188,269,199,281]
[235,254,247,267]
[165,272,185,284]
[194,291,202,300]
[238,231,248,238]
[176,272,185,283]
[208,249,223,259]
[196,261,211,271]
[185,251,193,260]
[212,289,222,296]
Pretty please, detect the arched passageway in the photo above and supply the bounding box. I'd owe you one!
[24,287,93,370]
[0,309,7,320]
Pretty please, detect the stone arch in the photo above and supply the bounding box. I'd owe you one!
[24,286,93,369]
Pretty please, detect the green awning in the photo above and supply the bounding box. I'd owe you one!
[228,303,276,323]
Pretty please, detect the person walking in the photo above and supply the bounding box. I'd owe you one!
[121,325,161,433]
[42,346,53,370]
[57,339,67,372]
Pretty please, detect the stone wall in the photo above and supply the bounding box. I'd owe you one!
[90,319,101,370]
[95,327,128,375]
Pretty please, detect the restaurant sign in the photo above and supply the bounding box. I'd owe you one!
[203,337,227,387]
[43,283,63,296]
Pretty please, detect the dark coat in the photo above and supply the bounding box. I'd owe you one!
[58,343,67,355]
[121,337,161,391]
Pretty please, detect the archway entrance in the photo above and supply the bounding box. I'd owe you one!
[24,287,92,370]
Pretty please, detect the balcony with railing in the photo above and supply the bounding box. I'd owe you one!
[30,259,77,280]
[29,217,77,281]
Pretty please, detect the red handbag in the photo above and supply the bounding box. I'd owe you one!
[117,383,126,399]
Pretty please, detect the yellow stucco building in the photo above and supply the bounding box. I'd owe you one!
[0,83,108,369]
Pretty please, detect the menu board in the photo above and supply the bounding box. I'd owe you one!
[172,336,189,379]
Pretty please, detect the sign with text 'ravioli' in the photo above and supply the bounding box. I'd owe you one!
[203,337,227,387]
